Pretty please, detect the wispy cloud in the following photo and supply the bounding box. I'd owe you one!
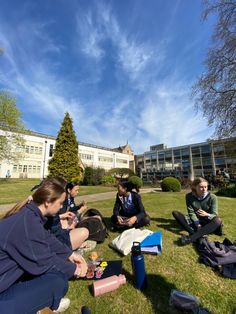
[0,1,214,154]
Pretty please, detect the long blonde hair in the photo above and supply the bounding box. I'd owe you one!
[2,179,65,219]
[191,177,208,193]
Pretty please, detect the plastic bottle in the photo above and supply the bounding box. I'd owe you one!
[92,274,126,297]
[131,241,147,290]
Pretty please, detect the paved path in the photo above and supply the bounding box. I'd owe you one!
[0,188,158,212]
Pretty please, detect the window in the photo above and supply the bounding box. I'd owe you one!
[49,144,54,157]
[80,153,93,160]
[98,156,113,163]
[23,165,27,173]
[116,158,128,164]
[181,148,189,157]
[191,147,201,157]
[13,165,17,172]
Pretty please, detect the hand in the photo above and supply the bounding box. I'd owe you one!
[126,216,137,226]
[59,212,76,220]
[69,253,88,278]
[117,216,124,225]
[27,195,33,203]
[196,209,209,217]
[79,205,87,214]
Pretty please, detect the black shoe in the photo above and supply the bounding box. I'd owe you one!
[181,235,192,246]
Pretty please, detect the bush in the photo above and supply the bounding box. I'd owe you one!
[216,185,236,197]
[101,175,116,186]
[82,167,106,185]
[161,177,181,192]
[129,175,143,189]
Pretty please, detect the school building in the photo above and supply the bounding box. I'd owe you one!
[135,138,236,182]
[0,128,134,179]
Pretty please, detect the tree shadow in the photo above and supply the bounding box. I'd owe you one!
[152,217,183,236]
[122,268,182,314]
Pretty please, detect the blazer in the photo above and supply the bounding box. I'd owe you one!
[113,191,146,221]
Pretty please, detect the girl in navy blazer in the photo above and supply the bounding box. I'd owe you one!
[0,179,87,314]
[111,180,150,230]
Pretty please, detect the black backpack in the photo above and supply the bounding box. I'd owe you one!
[196,238,236,279]
[77,208,108,243]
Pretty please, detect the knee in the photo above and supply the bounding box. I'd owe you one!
[45,272,68,296]
[213,217,222,227]
[80,227,89,239]
[172,210,180,219]
[144,215,150,225]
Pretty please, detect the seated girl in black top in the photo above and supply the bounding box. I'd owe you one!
[45,181,89,250]
[111,180,150,230]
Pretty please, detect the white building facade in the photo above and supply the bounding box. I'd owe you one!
[0,129,130,179]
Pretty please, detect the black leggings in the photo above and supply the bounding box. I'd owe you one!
[172,210,222,242]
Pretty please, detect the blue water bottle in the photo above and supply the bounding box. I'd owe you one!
[131,241,147,290]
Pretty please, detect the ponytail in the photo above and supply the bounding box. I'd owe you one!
[1,178,65,219]
[1,198,30,219]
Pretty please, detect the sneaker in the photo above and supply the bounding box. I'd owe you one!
[74,240,97,256]
[181,235,192,246]
[53,298,70,313]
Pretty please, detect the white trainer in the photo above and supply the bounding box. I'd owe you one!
[53,298,70,313]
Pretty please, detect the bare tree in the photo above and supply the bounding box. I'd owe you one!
[193,0,236,138]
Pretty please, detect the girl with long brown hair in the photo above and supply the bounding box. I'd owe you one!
[0,179,87,314]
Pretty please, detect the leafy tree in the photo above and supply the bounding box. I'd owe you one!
[0,90,25,161]
[108,167,135,178]
[193,0,236,137]
[83,167,93,185]
[101,175,116,185]
[82,166,105,185]
[48,112,82,180]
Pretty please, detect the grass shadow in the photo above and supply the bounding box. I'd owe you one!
[122,268,181,314]
[152,217,183,235]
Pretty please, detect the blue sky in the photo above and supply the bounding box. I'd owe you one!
[0,0,216,154]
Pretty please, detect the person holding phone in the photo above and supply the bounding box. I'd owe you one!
[111,179,150,230]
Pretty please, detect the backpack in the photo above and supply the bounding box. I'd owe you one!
[77,208,108,243]
[196,238,236,279]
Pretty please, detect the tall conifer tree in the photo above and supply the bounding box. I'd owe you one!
[48,112,81,180]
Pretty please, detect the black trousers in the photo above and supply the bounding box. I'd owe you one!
[172,210,222,242]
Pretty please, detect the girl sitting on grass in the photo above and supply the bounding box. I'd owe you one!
[0,178,87,314]
[172,177,223,245]
[110,179,150,230]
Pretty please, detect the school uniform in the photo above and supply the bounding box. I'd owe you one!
[111,191,150,229]
[0,202,75,314]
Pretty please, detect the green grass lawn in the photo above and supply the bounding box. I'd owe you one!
[0,179,116,204]
[65,192,236,314]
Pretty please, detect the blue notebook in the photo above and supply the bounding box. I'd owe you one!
[140,231,162,255]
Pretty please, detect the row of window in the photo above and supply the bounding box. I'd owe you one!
[80,153,94,160]
[15,145,43,155]
[116,158,128,164]
[13,165,41,173]
[98,156,113,163]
